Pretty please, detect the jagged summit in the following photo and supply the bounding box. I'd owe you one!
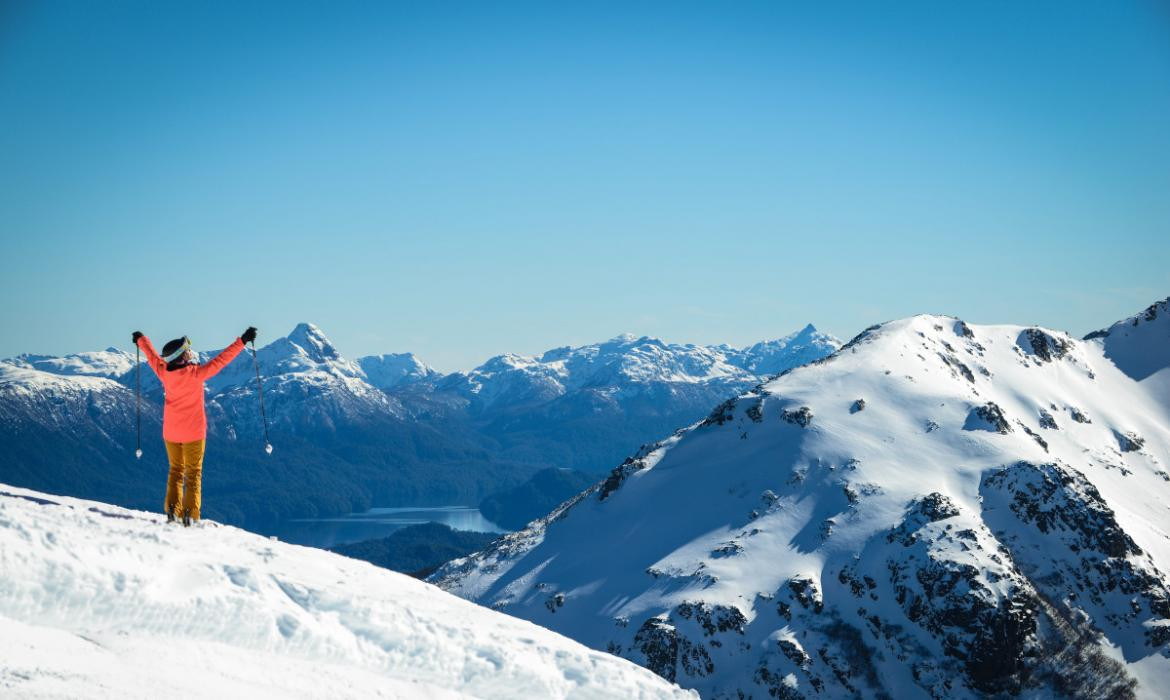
[285,321,341,362]
[433,301,1170,699]
[0,485,693,699]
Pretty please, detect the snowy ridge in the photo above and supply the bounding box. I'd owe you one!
[444,328,840,411]
[0,484,694,699]
[360,352,441,390]
[433,305,1170,699]
[3,347,135,379]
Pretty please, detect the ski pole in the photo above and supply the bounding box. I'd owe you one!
[135,343,142,459]
[249,340,273,454]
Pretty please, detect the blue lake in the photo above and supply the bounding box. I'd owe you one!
[276,506,507,549]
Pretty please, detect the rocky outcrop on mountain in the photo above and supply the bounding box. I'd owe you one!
[981,462,1170,652]
[965,402,1012,434]
[1021,328,1073,363]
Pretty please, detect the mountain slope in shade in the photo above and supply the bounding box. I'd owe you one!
[433,303,1170,699]
[0,485,694,699]
[1087,297,1170,413]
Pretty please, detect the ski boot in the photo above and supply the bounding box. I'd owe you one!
[166,505,177,524]
[182,511,192,527]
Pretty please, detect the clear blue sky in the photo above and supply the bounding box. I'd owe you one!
[2,1,1167,371]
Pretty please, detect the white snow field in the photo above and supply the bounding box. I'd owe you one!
[434,301,1170,699]
[0,485,695,699]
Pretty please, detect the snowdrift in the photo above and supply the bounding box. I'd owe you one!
[0,485,694,699]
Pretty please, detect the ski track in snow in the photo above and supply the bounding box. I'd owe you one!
[0,486,694,699]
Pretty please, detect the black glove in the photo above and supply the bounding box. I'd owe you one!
[241,326,257,344]
[132,331,144,344]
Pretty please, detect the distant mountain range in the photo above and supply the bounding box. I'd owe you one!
[0,323,838,532]
[432,298,1170,698]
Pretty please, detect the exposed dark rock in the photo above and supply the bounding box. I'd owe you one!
[786,577,824,614]
[965,402,1012,434]
[1069,407,1092,424]
[1115,431,1145,453]
[1038,409,1058,430]
[1020,328,1073,363]
[982,462,1140,558]
[981,461,1170,655]
[633,604,732,683]
[675,601,747,636]
[851,398,866,414]
[599,455,647,501]
[782,406,814,428]
[884,495,1039,694]
[745,398,765,423]
[634,618,680,682]
[939,353,976,383]
[1018,422,1048,452]
[712,541,745,558]
[702,398,738,427]
[754,657,808,700]
[888,493,960,546]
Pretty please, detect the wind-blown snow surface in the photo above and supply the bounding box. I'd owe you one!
[434,309,1170,698]
[0,485,694,699]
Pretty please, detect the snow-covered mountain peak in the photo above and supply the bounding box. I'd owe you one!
[357,352,440,390]
[434,304,1170,699]
[246,323,362,378]
[733,322,842,376]
[0,485,694,699]
[285,321,342,363]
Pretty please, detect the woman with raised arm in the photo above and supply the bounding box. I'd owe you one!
[132,327,257,526]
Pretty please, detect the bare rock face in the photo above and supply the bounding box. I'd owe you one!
[965,402,1012,434]
[782,406,814,428]
[631,601,748,683]
[1115,431,1145,453]
[981,462,1170,653]
[1020,328,1073,363]
[847,493,1041,695]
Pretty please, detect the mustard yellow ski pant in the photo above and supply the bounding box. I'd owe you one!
[164,439,205,520]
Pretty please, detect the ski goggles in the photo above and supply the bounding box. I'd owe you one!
[162,337,192,362]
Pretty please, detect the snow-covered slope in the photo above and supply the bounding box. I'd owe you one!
[433,306,1170,698]
[359,352,441,390]
[0,484,694,699]
[1087,297,1170,412]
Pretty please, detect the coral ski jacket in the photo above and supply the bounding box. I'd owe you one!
[137,336,245,443]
